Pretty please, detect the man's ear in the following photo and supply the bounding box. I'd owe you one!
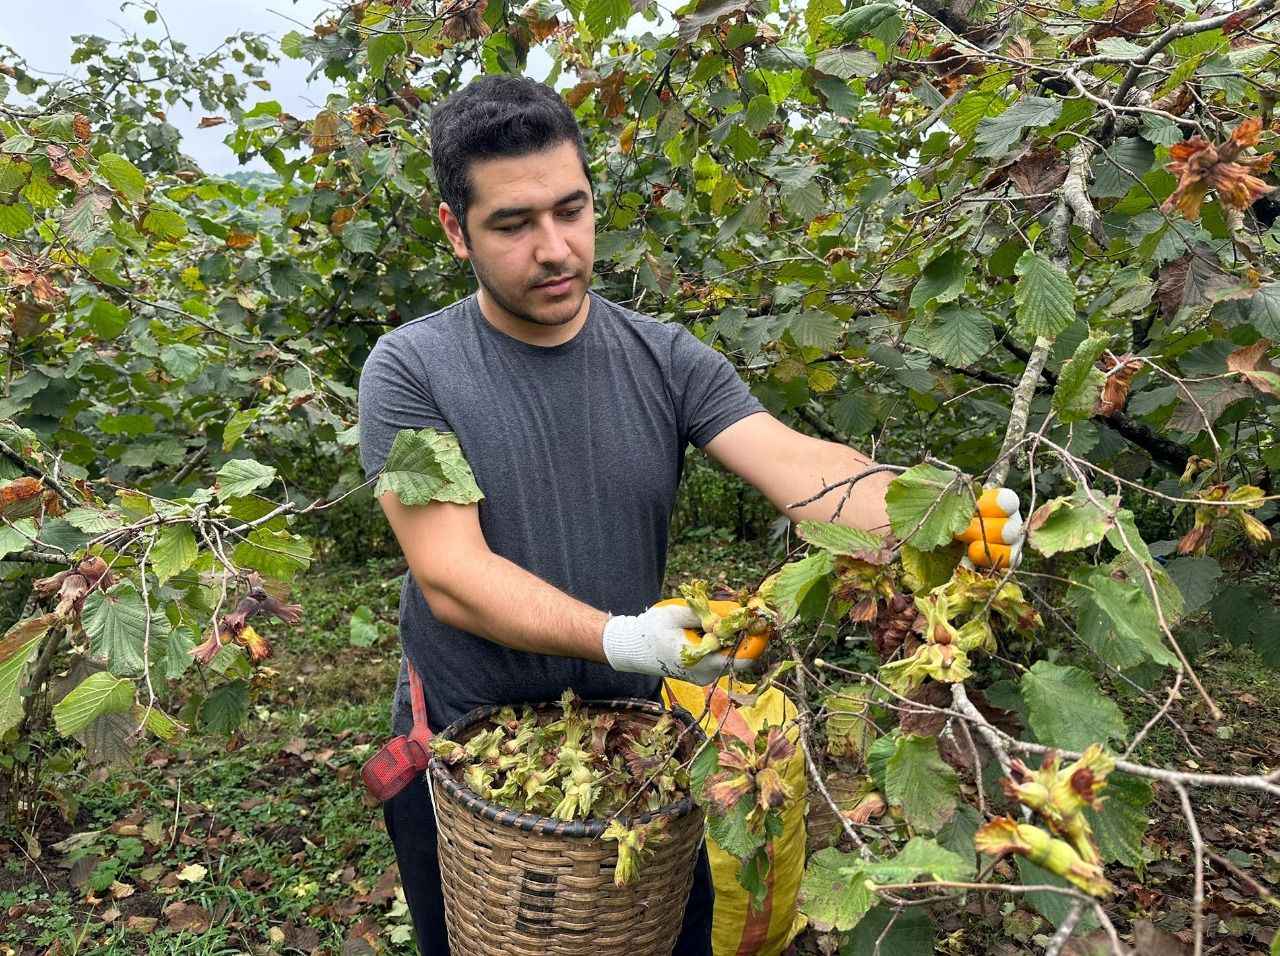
[438,202,469,259]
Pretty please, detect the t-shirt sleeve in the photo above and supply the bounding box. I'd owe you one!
[358,337,451,481]
[670,326,766,448]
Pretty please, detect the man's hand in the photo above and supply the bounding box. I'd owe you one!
[956,487,1024,569]
[602,603,751,685]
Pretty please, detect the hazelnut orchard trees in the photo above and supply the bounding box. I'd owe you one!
[2,0,1280,950]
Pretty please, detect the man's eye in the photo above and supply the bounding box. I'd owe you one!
[559,207,585,220]
[496,222,524,233]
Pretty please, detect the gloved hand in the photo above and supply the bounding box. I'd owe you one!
[601,602,753,686]
[956,487,1024,569]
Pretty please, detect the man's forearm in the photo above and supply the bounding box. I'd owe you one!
[782,438,894,531]
[414,549,610,662]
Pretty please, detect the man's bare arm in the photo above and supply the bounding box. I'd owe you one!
[378,493,609,661]
[704,411,894,531]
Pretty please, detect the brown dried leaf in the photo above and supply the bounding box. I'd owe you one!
[1155,250,1237,318]
[310,110,340,154]
[197,116,227,128]
[1162,118,1274,220]
[163,901,211,932]
[1068,0,1157,52]
[330,206,355,232]
[72,114,92,142]
[1167,380,1254,433]
[1095,353,1145,415]
[1227,338,1280,396]
[46,145,91,188]
[1007,147,1068,213]
[225,230,256,250]
[0,476,46,518]
[348,104,388,137]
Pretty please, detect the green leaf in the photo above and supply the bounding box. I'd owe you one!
[63,508,123,533]
[1021,660,1127,751]
[860,837,974,883]
[708,792,766,860]
[975,96,1062,157]
[0,615,56,735]
[885,464,974,551]
[231,527,312,580]
[340,217,380,253]
[98,153,146,203]
[0,518,38,560]
[937,803,981,871]
[825,3,900,41]
[909,249,969,312]
[884,735,958,833]
[52,671,135,737]
[280,30,305,58]
[1017,858,1100,930]
[1084,773,1152,866]
[84,298,129,338]
[745,94,776,132]
[374,428,484,506]
[841,906,936,956]
[785,310,843,350]
[162,626,197,680]
[1053,335,1108,422]
[1014,252,1076,339]
[772,551,836,622]
[1090,138,1155,198]
[366,32,405,76]
[814,47,878,79]
[216,458,278,499]
[1087,571,1180,667]
[349,605,381,647]
[584,0,632,37]
[0,203,34,236]
[150,525,197,583]
[141,206,188,240]
[900,542,963,592]
[223,408,261,452]
[1027,491,1117,556]
[201,680,249,734]
[799,848,874,932]
[1250,283,1280,338]
[82,584,150,677]
[1164,557,1223,615]
[905,304,994,366]
[159,343,201,380]
[795,521,885,555]
[134,703,184,742]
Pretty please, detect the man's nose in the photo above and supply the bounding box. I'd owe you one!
[532,216,572,264]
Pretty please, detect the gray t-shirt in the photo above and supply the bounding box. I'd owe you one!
[358,290,764,734]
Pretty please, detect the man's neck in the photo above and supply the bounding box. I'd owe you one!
[476,288,591,348]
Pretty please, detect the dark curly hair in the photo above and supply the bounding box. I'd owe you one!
[429,75,592,243]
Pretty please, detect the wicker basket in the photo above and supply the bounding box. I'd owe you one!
[427,698,706,956]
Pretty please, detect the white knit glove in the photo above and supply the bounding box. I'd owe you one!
[602,602,749,686]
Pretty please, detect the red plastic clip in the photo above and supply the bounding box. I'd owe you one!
[360,661,433,801]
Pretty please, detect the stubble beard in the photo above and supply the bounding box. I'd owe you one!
[468,254,588,329]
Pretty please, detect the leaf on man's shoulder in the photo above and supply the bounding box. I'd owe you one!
[375,428,484,506]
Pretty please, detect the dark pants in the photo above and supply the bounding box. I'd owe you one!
[384,773,715,955]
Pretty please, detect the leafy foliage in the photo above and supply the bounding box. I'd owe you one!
[2,0,1279,949]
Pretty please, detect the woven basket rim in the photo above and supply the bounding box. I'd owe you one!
[428,697,704,838]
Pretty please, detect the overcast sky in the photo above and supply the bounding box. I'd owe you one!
[4,1,344,171]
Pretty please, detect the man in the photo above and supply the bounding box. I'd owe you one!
[358,74,1015,955]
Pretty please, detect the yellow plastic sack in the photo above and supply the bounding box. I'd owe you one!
[663,676,808,956]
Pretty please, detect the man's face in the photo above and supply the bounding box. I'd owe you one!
[440,140,595,329]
